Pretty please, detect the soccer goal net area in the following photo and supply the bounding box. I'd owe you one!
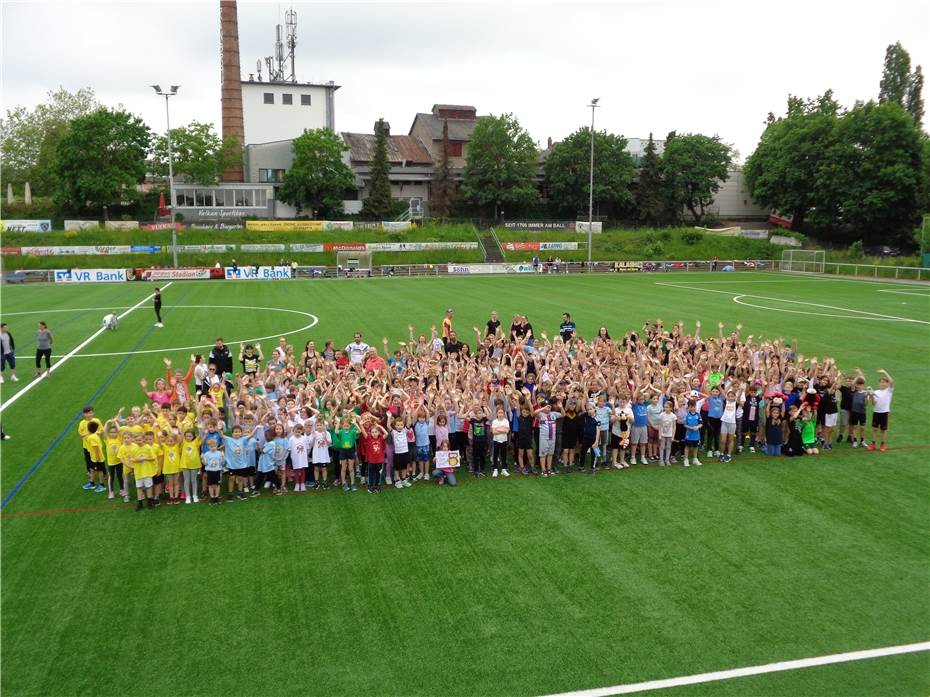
[780,249,825,273]
[336,251,373,277]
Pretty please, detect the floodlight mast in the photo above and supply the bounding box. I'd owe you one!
[151,84,180,268]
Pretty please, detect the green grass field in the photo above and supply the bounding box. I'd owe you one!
[1,272,928,697]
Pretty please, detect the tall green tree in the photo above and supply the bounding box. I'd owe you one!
[362,119,392,219]
[879,41,924,126]
[278,128,354,218]
[661,133,732,223]
[544,127,636,217]
[430,119,454,219]
[0,86,98,193]
[52,107,151,213]
[817,101,924,243]
[907,65,925,126]
[634,133,666,225]
[744,92,841,230]
[462,113,538,218]
[151,121,241,185]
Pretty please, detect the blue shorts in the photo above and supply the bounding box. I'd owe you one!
[415,445,430,461]
[1,353,14,370]
[338,447,356,462]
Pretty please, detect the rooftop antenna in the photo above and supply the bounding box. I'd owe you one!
[285,8,297,82]
[274,23,285,80]
[255,59,263,82]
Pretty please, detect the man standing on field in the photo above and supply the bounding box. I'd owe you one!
[153,287,163,328]
[441,308,454,347]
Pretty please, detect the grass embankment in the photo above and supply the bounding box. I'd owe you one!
[1,223,485,269]
[498,227,782,261]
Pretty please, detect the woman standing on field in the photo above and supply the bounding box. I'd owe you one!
[34,321,53,379]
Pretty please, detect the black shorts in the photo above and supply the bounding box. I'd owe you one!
[90,461,106,473]
[871,412,889,430]
[152,474,165,485]
[517,436,533,450]
[609,434,622,449]
[338,448,356,462]
[393,451,410,468]
[240,466,256,478]
[206,470,222,485]
[849,412,866,426]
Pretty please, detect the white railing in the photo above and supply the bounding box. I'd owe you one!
[780,260,929,281]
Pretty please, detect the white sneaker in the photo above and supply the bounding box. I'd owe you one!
[193,495,200,503]
[395,480,403,489]
[386,476,393,485]
[693,457,703,466]
[0,375,4,384]
[403,479,412,488]
[613,463,622,470]
[683,457,690,467]
[154,322,163,328]
[185,496,192,504]
[749,446,755,453]
[501,469,510,477]
[492,469,499,478]
[10,375,17,382]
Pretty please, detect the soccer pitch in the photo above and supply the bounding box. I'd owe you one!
[1,272,928,697]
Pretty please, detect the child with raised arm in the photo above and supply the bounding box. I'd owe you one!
[179,429,202,503]
[360,418,387,493]
[867,370,894,452]
[311,419,333,490]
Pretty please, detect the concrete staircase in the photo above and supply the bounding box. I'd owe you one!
[480,232,504,262]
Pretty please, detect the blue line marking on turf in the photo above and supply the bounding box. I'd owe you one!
[1,287,195,511]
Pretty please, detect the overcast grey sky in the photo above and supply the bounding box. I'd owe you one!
[2,0,928,161]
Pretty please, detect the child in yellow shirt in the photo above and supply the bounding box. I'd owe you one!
[78,405,103,491]
[131,432,158,511]
[103,422,127,501]
[161,431,183,504]
[82,421,106,493]
[179,429,202,504]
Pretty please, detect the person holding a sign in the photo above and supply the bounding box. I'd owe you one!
[432,440,458,486]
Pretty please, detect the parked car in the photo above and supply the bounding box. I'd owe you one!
[863,245,901,257]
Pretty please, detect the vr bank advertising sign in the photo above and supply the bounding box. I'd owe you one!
[54,268,127,283]
[224,266,292,280]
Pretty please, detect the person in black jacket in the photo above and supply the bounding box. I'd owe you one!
[0,323,17,383]
[153,287,163,327]
[208,338,233,391]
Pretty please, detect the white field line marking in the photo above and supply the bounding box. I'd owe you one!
[1,306,135,316]
[733,295,904,322]
[52,305,319,359]
[537,641,930,697]
[877,289,930,298]
[0,283,172,414]
[654,283,930,325]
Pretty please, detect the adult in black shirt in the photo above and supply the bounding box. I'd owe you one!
[153,287,163,327]
[486,311,501,338]
[209,338,233,389]
[444,331,464,355]
[559,313,576,343]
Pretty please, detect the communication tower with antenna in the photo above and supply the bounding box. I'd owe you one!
[257,8,297,83]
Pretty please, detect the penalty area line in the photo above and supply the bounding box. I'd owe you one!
[537,641,930,697]
[0,283,172,415]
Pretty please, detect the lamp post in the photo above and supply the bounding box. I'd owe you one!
[152,84,180,268]
[587,98,599,268]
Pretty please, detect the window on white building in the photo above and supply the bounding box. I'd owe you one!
[258,168,286,183]
[195,188,213,207]
[235,189,253,207]
[300,94,311,106]
[282,93,293,105]
[263,93,274,104]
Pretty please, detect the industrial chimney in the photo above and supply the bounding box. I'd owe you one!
[220,0,245,182]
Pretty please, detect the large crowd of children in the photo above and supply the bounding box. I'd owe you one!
[76,311,896,510]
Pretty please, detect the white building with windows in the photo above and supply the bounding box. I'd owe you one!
[241,79,338,145]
